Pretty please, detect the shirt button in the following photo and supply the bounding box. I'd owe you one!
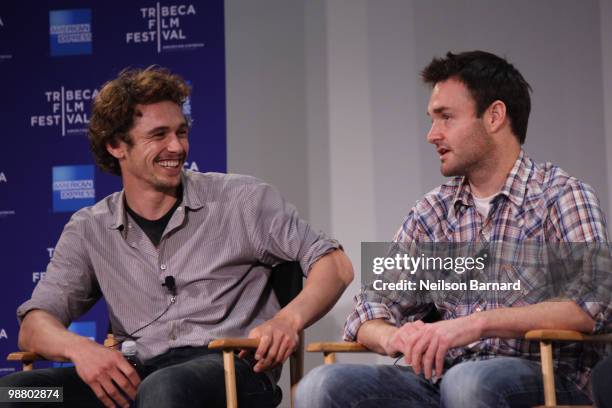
[160,264,167,271]
[170,334,176,340]
[177,207,183,211]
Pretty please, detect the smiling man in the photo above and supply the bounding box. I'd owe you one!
[0,67,353,408]
[296,51,611,407]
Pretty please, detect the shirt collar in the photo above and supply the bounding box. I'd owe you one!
[109,190,128,232]
[452,149,532,210]
[497,149,532,208]
[180,170,204,211]
[108,170,204,230]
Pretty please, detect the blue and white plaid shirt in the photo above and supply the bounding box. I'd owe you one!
[344,150,612,392]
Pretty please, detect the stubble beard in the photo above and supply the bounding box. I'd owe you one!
[440,125,492,178]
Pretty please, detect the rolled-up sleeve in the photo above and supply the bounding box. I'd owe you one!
[548,180,612,333]
[245,181,340,276]
[344,207,433,341]
[343,292,398,341]
[17,211,101,326]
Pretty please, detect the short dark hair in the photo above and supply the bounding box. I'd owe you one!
[88,66,191,175]
[421,51,532,144]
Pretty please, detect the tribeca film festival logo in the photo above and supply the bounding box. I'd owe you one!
[30,86,98,136]
[49,9,92,57]
[52,165,95,213]
[126,3,204,53]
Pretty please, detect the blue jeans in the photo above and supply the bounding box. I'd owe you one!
[592,354,612,408]
[295,357,591,408]
[0,347,280,407]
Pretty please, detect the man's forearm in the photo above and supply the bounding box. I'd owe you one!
[472,300,595,338]
[276,249,353,331]
[20,310,141,407]
[355,319,397,355]
[18,309,93,361]
[355,300,594,356]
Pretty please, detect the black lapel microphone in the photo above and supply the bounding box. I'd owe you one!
[162,276,177,295]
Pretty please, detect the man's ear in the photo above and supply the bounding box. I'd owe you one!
[106,141,125,160]
[484,100,507,134]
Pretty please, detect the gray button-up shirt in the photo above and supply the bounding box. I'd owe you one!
[18,171,339,360]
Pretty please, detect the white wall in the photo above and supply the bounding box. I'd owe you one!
[225,1,612,405]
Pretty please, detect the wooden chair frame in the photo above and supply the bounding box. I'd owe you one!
[307,329,612,408]
[208,334,304,408]
[7,334,116,371]
[208,262,305,408]
[525,329,612,408]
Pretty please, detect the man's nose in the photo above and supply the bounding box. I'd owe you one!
[426,122,442,145]
[166,133,184,152]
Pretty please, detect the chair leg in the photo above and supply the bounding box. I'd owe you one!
[323,352,336,364]
[289,335,305,408]
[222,350,238,408]
[540,340,557,407]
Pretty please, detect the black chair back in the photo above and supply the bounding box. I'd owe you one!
[270,262,303,308]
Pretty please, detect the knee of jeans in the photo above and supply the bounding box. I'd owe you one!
[137,369,179,403]
[0,371,42,387]
[440,362,493,407]
[295,365,346,405]
[137,363,226,407]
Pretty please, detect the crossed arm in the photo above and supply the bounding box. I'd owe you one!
[356,301,595,380]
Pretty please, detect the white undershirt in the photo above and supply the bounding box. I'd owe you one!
[473,193,498,218]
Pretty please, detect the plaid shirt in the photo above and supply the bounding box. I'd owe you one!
[344,150,611,392]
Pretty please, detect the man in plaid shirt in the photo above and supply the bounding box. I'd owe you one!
[297,50,611,407]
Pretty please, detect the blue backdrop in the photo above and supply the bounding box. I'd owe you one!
[0,0,226,375]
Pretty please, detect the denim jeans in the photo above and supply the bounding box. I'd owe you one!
[295,357,591,408]
[0,346,281,408]
[592,354,612,408]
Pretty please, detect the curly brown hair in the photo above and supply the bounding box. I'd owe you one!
[88,66,191,175]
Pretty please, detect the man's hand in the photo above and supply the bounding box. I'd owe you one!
[239,316,299,373]
[67,338,141,408]
[389,316,483,380]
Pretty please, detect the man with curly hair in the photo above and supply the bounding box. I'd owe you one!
[0,67,353,408]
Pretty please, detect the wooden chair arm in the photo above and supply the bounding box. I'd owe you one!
[525,329,612,407]
[207,338,260,351]
[525,329,612,342]
[7,352,43,363]
[7,352,70,372]
[306,342,370,365]
[208,336,304,408]
[306,342,369,353]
